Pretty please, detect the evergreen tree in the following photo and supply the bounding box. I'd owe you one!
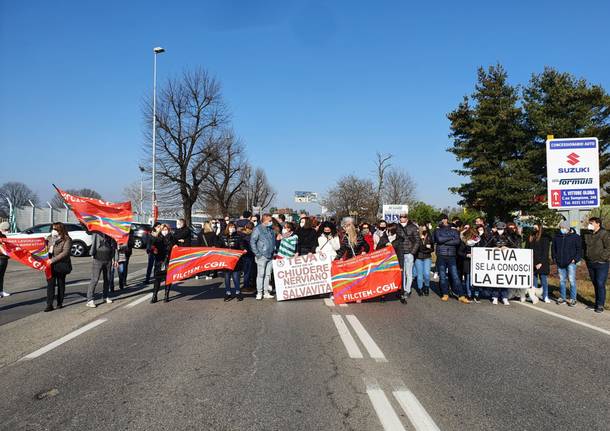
[448,64,535,221]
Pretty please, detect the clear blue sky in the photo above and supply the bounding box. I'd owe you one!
[2,0,609,212]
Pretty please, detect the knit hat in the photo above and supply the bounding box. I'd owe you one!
[559,220,569,229]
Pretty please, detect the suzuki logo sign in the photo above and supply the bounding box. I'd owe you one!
[567,152,580,166]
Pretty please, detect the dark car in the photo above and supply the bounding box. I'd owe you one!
[131,223,152,249]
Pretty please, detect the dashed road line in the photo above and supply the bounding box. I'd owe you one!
[124,293,153,308]
[516,302,610,336]
[392,380,441,431]
[331,314,363,358]
[345,315,387,362]
[364,377,406,431]
[20,319,107,360]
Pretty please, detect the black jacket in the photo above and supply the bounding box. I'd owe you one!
[457,240,479,275]
[336,233,370,260]
[198,231,219,248]
[483,232,520,249]
[173,226,192,247]
[220,233,246,271]
[552,232,582,268]
[527,235,551,275]
[433,226,461,257]
[297,228,318,255]
[416,233,434,260]
[151,234,174,277]
[396,221,419,256]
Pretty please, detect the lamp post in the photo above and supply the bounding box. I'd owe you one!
[139,165,145,222]
[151,46,165,222]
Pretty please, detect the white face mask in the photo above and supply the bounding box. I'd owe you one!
[51,229,59,237]
[282,228,289,235]
[229,228,236,234]
[588,223,595,231]
[388,234,397,242]
[496,230,504,236]
[161,230,169,236]
[300,220,306,227]
[466,239,477,246]
[177,222,184,229]
[560,228,569,234]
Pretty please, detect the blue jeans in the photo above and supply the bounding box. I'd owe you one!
[242,255,254,290]
[255,256,273,295]
[118,258,129,289]
[587,261,608,308]
[464,273,478,298]
[557,263,577,300]
[436,256,463,296]
[403,254,414,294]
[535,273,549,299]
[414,258,431,290]
[224,271,241,295]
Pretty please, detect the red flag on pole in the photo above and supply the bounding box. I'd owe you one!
[0,237,52,279]
[54,185,133,244]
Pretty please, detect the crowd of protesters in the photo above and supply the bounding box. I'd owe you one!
[0,210,608,314]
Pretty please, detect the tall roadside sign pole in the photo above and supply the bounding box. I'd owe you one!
[546,135,600,234]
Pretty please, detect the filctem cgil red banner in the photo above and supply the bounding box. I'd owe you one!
[166,246,246,285]
[0,237,52,279]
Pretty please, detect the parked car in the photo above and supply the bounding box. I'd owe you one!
[131,223,152,249]
[9,223,93,257]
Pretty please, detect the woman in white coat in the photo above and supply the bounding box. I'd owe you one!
[316,221,341,260]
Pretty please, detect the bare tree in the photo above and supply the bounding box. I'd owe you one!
[232,167,276,213]
[201,130,248,215]
[373,152,393,218]
[0,182,39,215]
[322,175,377,222]
[383,168,417,206]
[50,188,102,208]
[143,68,229,226]
[122,182,147,217]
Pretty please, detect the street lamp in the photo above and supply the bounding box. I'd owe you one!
[151,46,165,223]
[138,165,145,222]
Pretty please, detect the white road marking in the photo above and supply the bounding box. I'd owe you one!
[124,293,153,308]
[392,380,441,431]
[331,315,363,358]
[345,315,387,362]
[516,302,610,336]
[20,319,107,360]
[324,298,335,307]
[365,378,406,431]
[338,303,348,307]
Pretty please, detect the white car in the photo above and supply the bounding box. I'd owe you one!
[9,223,93,257]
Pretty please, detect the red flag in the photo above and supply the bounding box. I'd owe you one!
[55,186,133,244]
[0,237,52,279]
[331,247,402,304]
[166,246,246,285]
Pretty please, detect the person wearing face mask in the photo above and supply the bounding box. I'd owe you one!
[483,221,520,305]
[44,223,73,311]
[220,222,246,301]
[414,224,434,296]
[458,227,480,302]
[395,213,419,301]
[433,214,469,303]
[526,223,550,304]
[336,217,370,261]
[86,232,118,308]
[145,222,161,285]
[277,222,299,259]
[296,216,318,255]
[373,220,387,249]
[250,214,276,300]
[377,224,406,303]
[317,221,341,260]
[173,218,192,247]
[240,222,257,294]
[150,224,174,303]
[475,219,491,246]
[360,223,375,252]
[0,221,11,298]
[551,220,581,306]
[250,215,259,227]
[583,217,609,313]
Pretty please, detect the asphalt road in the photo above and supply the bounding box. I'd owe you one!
[0,263,609,430]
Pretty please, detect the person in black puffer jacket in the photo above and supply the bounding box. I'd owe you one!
[396,213,419,299]
[173,218,192,247]
[297,217,318,255]
[551,220,581,305]
[219,222,246,301]
[336,218,370,260]
[433,214,468,303]
[150,224,175,303]
[526,223,550,304]
[458,227,481,301]
[414,225,434,296]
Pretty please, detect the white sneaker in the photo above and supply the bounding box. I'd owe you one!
[543,297,551,303]
[256,293,263,300]
[519,296,526,303]
[531,296,539,304]
[0,291,10,297]
[492,298,498,305]
[86,300,96,308]
[263,292,274,299]
[105,298,113,304]
[502,298,510,306]
[195,275,200,280]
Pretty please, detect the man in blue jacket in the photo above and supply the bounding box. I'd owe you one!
[551,220,582,306]
[433,214,469,303]
[250,213,276,300]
